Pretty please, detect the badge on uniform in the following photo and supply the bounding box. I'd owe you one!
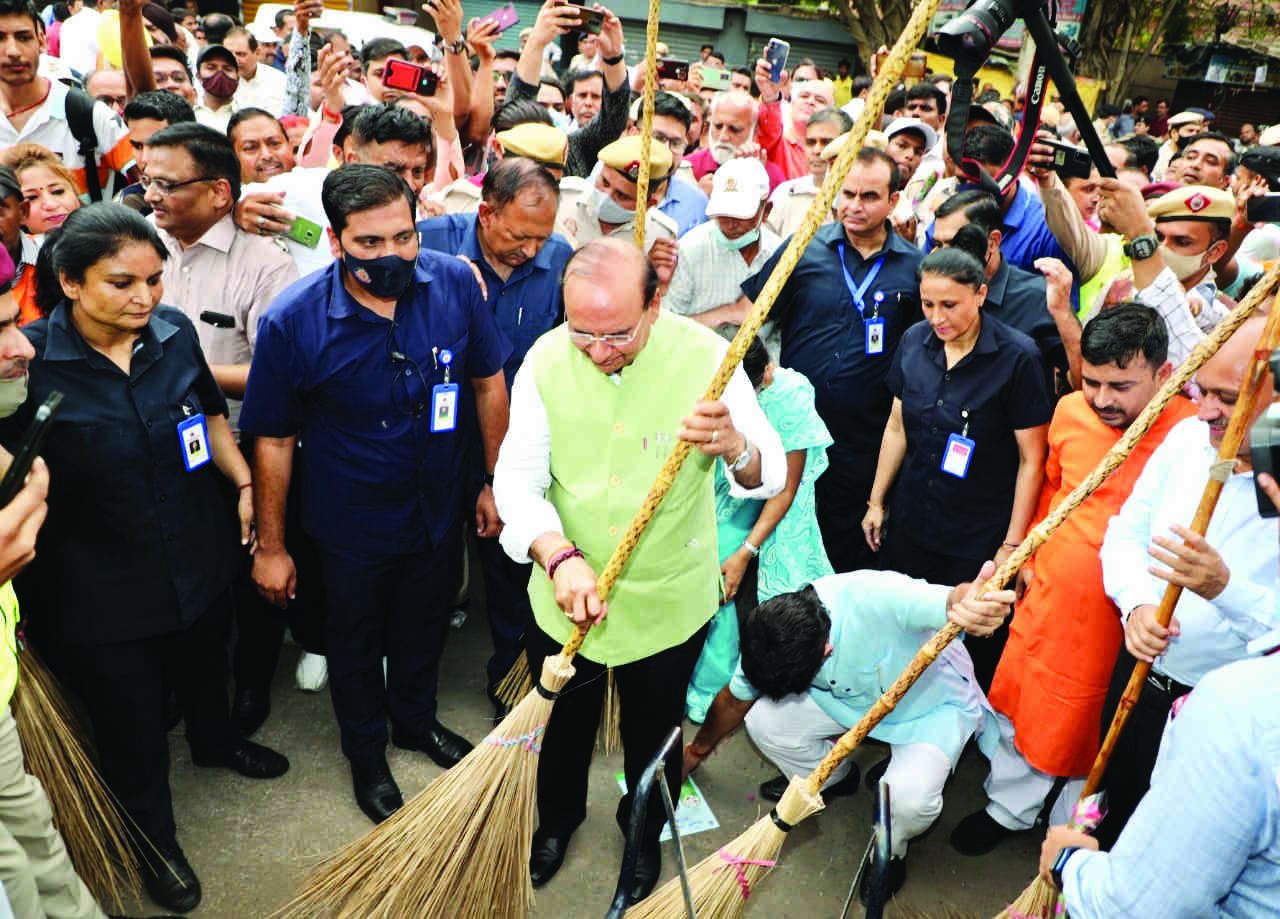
[941,432,975,478]
[430,348,459,433]
[177,413,211,471]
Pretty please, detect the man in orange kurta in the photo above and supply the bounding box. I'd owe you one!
[951,303,1198,856]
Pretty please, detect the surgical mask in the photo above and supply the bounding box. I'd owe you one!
[712,224,760,251]
[201,71,239,99]
[1158,244,1208,282]
[549,108,574,132]
[0,374,27,419]
[588,186,635,225]
[342,251,417,300]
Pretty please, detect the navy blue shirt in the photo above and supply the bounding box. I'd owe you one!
[740,222,924,465]
[985,256,1067,390]
[885,315,1053,555]
[416,213,572,386]
[239,252,511,555]
[1,305,236,645]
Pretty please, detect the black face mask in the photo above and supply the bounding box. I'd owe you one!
[342,250,416,300]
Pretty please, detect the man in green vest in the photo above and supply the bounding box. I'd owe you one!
[493,236,786,905]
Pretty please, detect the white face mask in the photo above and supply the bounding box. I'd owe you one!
[588,186,635,224]
[0,373,28,419]
[1158,244,1208,282]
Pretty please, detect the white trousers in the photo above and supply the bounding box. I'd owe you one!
[984,710,1084,830]
[745,693,953,857]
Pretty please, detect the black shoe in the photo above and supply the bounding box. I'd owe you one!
[141,845,201,914]
[950,809,1018,856]
[392,722,474,769]
[486,685,513,723]
[864,757,889,790]
[230,686,270,737]
[759,764,860,803]
[628,843,662,904]
[192,739,289,778]
[859,854,907,905]
[529,829,571,888]
[351,759,403,824]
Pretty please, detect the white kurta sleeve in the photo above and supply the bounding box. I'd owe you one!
[494,362,563,564]
[722,365,785,499]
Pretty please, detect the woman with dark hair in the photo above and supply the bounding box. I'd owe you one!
[861,244,1052,690]
[0,204,290,914]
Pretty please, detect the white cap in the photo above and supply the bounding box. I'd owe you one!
[248,22,278,45]
[1259,124,1280,147]
[705,158,771,219]
[884,116,937,151]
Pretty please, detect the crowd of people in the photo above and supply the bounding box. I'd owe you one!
[0,0,1278,914]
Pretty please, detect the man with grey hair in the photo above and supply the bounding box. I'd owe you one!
[83,68,128,116]
[683,89,785,195]
[766,107,852,238]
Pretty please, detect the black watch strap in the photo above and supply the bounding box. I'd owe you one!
[602,52,624,66]
[1051,845,1083,891]
[1123,233,1158,261]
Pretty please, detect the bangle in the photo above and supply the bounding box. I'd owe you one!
[237,483,253,492]
[602,52,624,66]
[320,103,342,122]
[741,539,760,557]
[687,744,712,760]
[1002,541,1020,549]
[546,544,584,580]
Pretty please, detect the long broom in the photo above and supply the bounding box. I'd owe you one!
[625,264,1280,919]
[11,640,142,914]
[995,278,1280,919]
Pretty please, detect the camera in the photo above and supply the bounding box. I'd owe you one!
[934,0,1019,61]
[1250,348,1280,518]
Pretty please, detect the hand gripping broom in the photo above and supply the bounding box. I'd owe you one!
[994,274,1280,919]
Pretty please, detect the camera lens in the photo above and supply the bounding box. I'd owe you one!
[935,0,1018,60]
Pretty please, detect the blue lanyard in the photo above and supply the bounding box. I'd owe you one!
[837,243,885,320]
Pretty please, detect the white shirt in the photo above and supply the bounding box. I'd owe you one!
[57,7,100,76]
[1135,265,1231,369]
[494,344,787,564]
[1101,417,1279,686]
[242,167,333,278]
[194,98,240,134]
[233,63,288,117]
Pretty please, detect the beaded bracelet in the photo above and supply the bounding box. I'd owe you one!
[546,544,584,580]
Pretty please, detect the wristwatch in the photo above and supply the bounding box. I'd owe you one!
[1050,845,1083,892]
[443,36,468,55]
[602,52,624,66]
[728,438,753,473]
[1123,233,1159,261]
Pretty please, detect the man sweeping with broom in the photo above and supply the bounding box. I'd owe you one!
[493,235,785,905]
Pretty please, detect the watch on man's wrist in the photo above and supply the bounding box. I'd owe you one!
[1123,233,1159,261]
[1050,845,1083,892]
[443,37,468,54]
[602,52,624,66]
[728,438,753,473]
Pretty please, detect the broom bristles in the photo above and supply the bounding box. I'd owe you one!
[598,668,623,754]
[992,876,1059,919]
[12,646,141,914]
[625,777,824,918]
[495,650,533,707]
[276,653,576,919]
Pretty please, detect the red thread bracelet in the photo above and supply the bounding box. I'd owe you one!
[546,545,583,580]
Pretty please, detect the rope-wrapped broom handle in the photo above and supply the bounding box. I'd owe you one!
[631,0,661,249]
[557,0,945,663]
[805,265,1280,792]
[1079,283,1280,797]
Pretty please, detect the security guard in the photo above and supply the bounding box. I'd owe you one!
[435,123,568,216]
[554,135,678,251]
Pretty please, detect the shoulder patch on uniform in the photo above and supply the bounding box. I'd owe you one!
[649,208,678,237]
[560,175,588,192]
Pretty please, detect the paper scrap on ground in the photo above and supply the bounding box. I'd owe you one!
[616,773,719,841]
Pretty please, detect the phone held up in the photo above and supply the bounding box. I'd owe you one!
[763,37,790,83]
[383,58,438,97]
[561,2,604,35]
[477,2,519,33]
[0,391,62,508]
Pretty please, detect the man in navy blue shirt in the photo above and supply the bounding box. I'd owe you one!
[418,156,572,716]
[735,147,925,574]
[241,166,511,824]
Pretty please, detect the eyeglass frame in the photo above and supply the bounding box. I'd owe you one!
[138,174,217,197]
[566,314,648,349]
[385,321,430,419]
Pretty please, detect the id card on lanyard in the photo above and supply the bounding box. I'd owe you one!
[837,242,886,355]
[941,410,975,478]
[431,348,460,433]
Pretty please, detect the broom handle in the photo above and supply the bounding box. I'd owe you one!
[554,0,946,664]
[804,270,1280,792]
[1079,287,1280,797]
[631,0,660,249]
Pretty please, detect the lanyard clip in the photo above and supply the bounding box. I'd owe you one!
[960,409,970,439]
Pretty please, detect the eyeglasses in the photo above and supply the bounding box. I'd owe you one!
[386,321,429,418]
[139,175,215,197]
[567,317,646,349]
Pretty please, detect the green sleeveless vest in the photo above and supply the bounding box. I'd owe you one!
[527,312,723,665]
[0,582,19,707]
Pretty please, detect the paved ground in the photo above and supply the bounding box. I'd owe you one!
[122,608,1043,918]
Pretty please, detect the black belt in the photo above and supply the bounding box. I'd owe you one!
[1146,669,1192,697]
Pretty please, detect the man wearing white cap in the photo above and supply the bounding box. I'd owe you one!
[665,157,782,352]
[883,117,937,188]
[1153,111,1204,181]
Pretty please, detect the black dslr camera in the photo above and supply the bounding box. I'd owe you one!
[934,0,1019,62]
[1250,349,1280,518]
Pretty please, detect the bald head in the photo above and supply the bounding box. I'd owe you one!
[1196,315,1275,461]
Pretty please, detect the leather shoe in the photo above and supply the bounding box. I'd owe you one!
[486,685,513,723]
[859,853,907,904]
[230,686,270,737]
[192,740,289,779]
[759,763,860,803]
[950,809,1018,856]
[392,722,474,769]
[628,842,662,904]
[529,829,571,888]
[351,760,403,824]
[140,844,201,914]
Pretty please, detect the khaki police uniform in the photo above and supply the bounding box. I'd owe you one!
[554,176,678,250]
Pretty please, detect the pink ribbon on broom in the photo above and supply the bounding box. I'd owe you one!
[718,849,776,899]
[482,725,544,753]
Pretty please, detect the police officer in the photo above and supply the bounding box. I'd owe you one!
[554,135,678,252]
[434,123,568,216]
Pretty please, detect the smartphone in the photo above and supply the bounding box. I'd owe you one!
[1041,139,1094,180]
[199,310,235,329]
[701,66,731,91]
[1246,194,1280,224]
[0,391,62,508]
[763,37,790,83]
[477,2,518,34]
[383,58,439,96]
[284,215,323,249]
[656,58,689,82]
[561,3,604,35]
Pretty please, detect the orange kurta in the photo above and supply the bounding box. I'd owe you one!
[988,391,1197,776]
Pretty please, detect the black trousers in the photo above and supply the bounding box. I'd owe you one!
[1093,650,1190,850]
[318,538,462,767]
[814,460,879,575]
[526,621,709,845]
[41,589,237,850]
[474,532,534,690]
